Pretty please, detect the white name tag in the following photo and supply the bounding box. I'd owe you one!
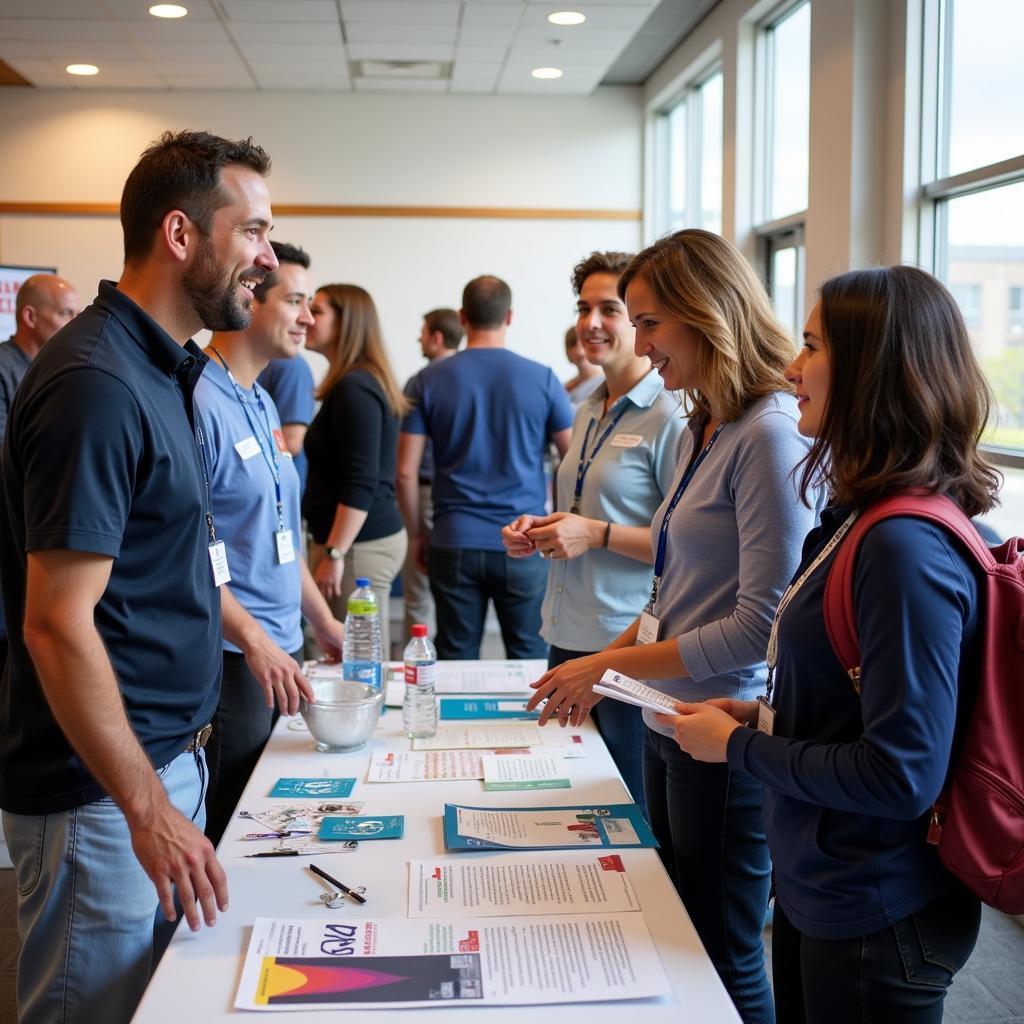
[756,696,776,736]
[275,528,296,565]
[610,433,644,448]
[208,540,231,587]
[234,435,261,460]
[637,610,661,645]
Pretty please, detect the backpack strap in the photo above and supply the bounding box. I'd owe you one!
[822,493,992,693]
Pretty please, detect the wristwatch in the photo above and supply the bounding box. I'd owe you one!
[325,546,344,561]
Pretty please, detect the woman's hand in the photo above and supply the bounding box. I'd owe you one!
[502,515,538,558]
[526,653,608,726]
[654,701,746,763]
[526,512,602,561]
[704,698,759,726]
[314,555,344,601]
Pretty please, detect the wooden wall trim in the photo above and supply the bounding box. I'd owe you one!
[0,201,641,222]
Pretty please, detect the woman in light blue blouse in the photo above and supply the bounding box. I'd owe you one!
[502,251,684,817]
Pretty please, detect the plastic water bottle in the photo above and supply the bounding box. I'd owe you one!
[342,577,382,690]
[402,624,438,739]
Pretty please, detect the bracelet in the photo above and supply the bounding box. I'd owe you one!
[601,522,612,549]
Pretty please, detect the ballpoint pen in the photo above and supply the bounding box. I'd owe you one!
[244,850,300,858]
[242,831,312,840]
[308,862,367,903]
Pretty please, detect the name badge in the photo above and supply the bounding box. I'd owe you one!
[275,528,296,565]
[637,610,661,645]
[272,428,293,458]
[234,435,261,460]
[610,433,644,448]
[208,540,231,587]
[756,696,776,736]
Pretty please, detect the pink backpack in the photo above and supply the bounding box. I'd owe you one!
[823,493,1024,913]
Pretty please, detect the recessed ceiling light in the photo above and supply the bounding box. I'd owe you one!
[66,64,99,76]
[531,67,564,80]
[548,11,586,26]
[149,3,188,17]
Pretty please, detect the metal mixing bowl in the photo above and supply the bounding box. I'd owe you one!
[300,679,384,752]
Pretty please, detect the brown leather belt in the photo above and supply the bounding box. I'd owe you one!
[184,723,213,753]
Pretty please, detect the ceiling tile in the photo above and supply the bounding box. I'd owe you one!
[0,18,130,40]
[345,22,458,44]
[150,58,250,75]
[454,43,509,61]
[239,42,347,63]
[135,40,239,59]
[0,39,139,59]
[459,3,523,28]
[220,0,338,21]
[451,61,500,80]
[353,75,448,91]
[225,21,341,43]
[0,0,108,16]
[168,76,255,89]
[449,79,497,93]
[255,77,351,90]
[455,28,516,48]
[124,19,233,42]
[346,42,454,61]
[341,2,460,25]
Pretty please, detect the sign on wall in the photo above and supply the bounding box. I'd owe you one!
[0,264,58,339]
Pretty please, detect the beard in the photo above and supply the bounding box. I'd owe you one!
[183,234,263,332]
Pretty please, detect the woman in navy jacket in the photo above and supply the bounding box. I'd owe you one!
[661,265,1000,1023]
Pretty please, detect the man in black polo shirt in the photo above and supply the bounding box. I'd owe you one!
[0,130,278,1024]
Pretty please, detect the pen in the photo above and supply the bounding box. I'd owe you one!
[242,831,312,840]
[244,850,300,858]
[309,862,367,904]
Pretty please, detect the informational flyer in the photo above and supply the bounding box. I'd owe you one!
[439,698,538,721]
[481,754,571,791]
[444,804,659,851]
[234,913,670,1009]
[367,749,495,783]
[411,723,546,750]
[408,854,641,917]
[268,778,356,798]
[434,660,547,695]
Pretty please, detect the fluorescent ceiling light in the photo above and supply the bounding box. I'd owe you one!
[149,4,188,17]
[66,64,99,76]
[531,67,564,80]
[548,11,586,26]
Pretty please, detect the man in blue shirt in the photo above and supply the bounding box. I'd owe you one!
[0,130,279,1024]
[398,276,573,659]
[257,350,315,495]
[196,239,345,843]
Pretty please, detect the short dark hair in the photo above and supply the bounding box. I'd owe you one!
[798,265,1001,517]
[571,251,632,296]
[423,307,463,350]
[120,130,271,266]
[253,241,310,302]
[462,275,511,329]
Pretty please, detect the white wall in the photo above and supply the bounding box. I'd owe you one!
[0,87,643,383]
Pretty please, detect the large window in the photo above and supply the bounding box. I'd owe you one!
[656,67,724,236]
[922,0,1024,460]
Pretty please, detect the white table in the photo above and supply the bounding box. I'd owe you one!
[132,693,740,1022]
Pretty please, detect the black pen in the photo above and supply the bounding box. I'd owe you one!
[245,850,300,858]
[309,862,367,904]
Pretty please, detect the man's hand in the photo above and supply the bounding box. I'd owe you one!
[130,801,228,931]
[242,631,314,715]
[312,616,345,662]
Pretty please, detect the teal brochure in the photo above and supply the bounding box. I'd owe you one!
[439,698,539,721]
[319,815,405,841]
[269,778,356,798]
[443,803,658,851]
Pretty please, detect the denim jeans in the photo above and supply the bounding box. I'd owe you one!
[548,644,648,820]
[644,728,774,1024]
[2,749,208,1024]
[427,546,548,660]
[771,883,981,1023]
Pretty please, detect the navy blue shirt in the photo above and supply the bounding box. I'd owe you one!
[402,348,573,550]
[0,281,222,814]
[257,356,314,495]
[727,504,981,939]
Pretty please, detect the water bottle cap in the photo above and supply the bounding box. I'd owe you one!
[411,624,428,637]
[355,577,371,588]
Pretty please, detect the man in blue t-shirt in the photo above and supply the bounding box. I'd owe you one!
[398,276,572,660]
[0,131,279,1024]
[257,350,315,494]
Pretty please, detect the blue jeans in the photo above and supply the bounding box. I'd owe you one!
[548,644,648,820]
[2,749,208,1024]
[427,546,548,660]
[771,883,981,1023]
[645,728,773,1024]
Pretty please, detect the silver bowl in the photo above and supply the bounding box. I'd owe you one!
[300,679,384,752]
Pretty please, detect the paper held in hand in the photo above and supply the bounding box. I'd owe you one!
[593,670,680,714]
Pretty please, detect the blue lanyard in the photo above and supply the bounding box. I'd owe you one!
[570,401,630,514]
[209,347,286,533]
[194,419,218,544]
[648,421,724,611]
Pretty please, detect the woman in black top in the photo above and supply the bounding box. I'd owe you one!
[304,283,408,658]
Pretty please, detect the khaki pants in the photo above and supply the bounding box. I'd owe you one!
[402,483,436,639]
[309,528,408,660]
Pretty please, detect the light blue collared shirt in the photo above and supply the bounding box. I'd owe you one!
[541,370,684,651]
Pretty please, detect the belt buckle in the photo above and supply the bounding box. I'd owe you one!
[186,723,213,753]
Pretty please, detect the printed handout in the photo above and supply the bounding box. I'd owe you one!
[367,749,495,783]
[439,698,538,721]
[411,723,546,750]
[235,913,670,1009]
[480,754,571,791]
[434,660,547,695]
[408,854,641,917]
[593,669,680,714]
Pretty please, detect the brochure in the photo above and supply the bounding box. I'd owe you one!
[319,815,405,841]
[408,854,641,917]
[444,803,659,851]
[234,913,670,1009]
[434,659,547,695]
[367,749,497,783]
[268,777,356,798]
[481,754,571,791]
[593,669,681,714]
[411,723,547,750]
[439,698,538,721]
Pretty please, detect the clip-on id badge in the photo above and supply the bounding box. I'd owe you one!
[275,529,296,565]
[756,696,775,736]
[208,540,231,587]
[637,610,661,645]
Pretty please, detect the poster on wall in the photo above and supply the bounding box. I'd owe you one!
[0,265,57,339]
